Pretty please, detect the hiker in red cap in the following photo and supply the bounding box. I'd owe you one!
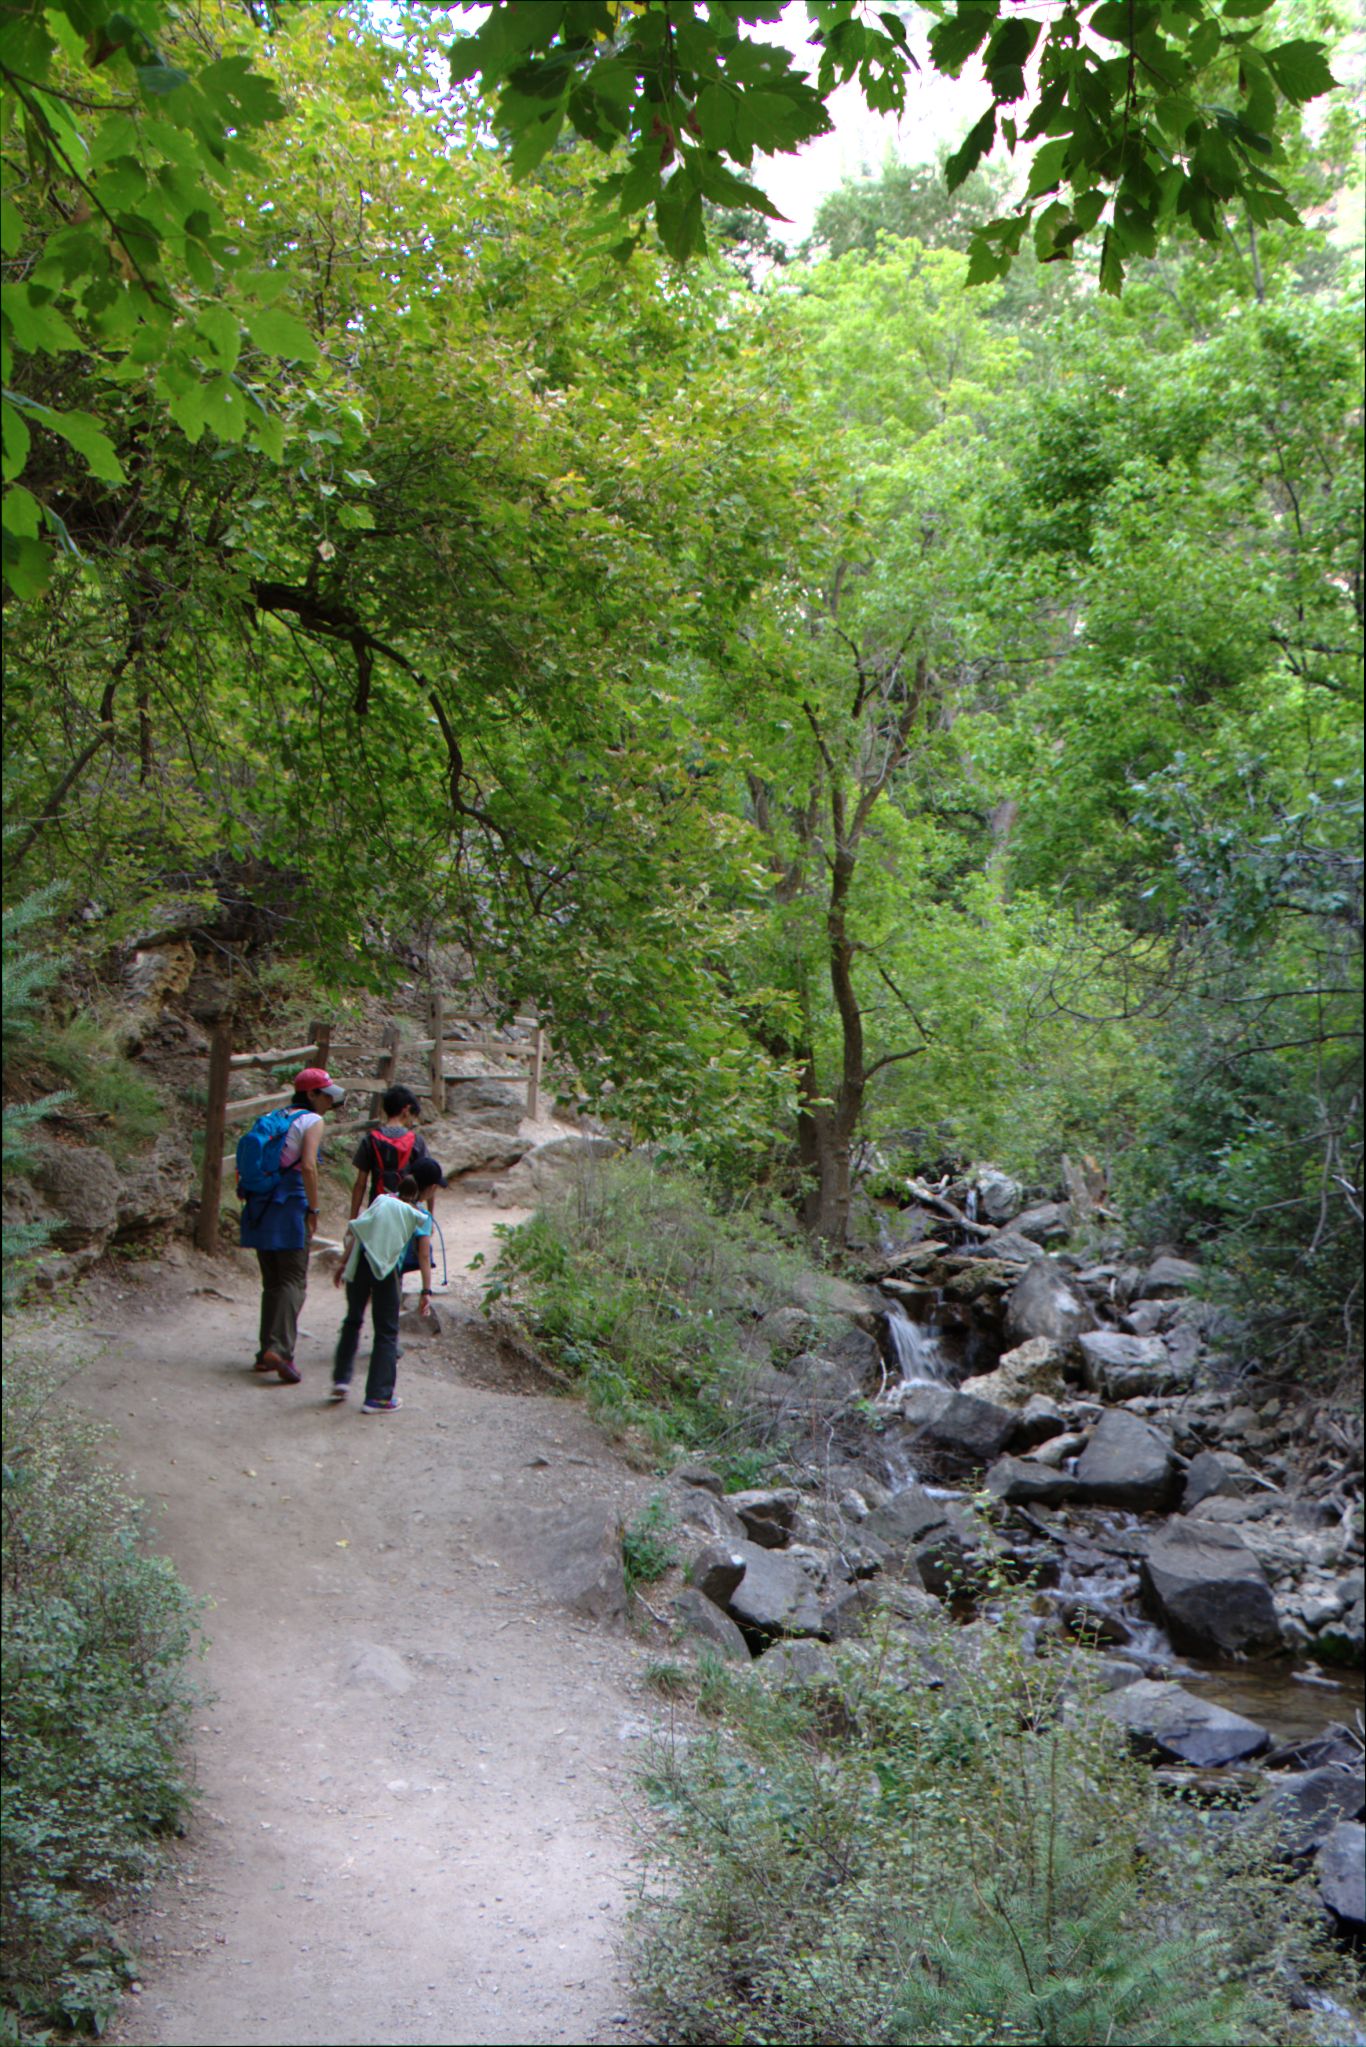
[238,1067,345,1385]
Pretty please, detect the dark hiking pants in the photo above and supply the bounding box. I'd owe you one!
[333,1260,401,1406]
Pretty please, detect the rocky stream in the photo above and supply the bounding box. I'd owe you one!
[660,1164,1365,1953]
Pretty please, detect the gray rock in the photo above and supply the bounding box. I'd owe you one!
[1012,1202,1072,1244]
[909,1389,1017,1467]
[32,1143,120,1248]
[1139,1256,1204,1299]
[822,1579,890,1640]
[415,1123,530,1177]
[986,1456,1081,1507]
[675,1489,747,1547]
[725,1540,827,1641]
[1182,1449,1265,1512]
[1140,1517,1280,1657]
[1100,1679,1270,1766]
[1025,1428,1089,1468]
[728,1488,801,1549]
[492,1133,619,1206]
[1120,1300,1171,1338]
[672,1589,751,1663]
[675,1462,725,1497]
[978,1230,1044,1265]
[340,1641,414,1695]
[822,1324,884,1382]
[786,1353,863,1406]
[1073,1410,1179,1510]
[976,1168,1023,1224]
[1318,1822,1366,1929]
[759,1638,838,1685]
[894,1381,954,1427]
[687,1544,747,1607]
[865,1484,983,1597]
[1012,1392,1069,1448]
[1003,1260,1096,1347]
[789,1270,884,1327]
[962,1336,1067,1412]
[440,1077,529,1131]
[1250,1768,1366,1858]
[531,1505,627,1622]
[114,1134,192,1236]
[1076,1330,1189,1400]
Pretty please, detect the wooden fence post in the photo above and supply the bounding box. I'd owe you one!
[311,1017,332,1076]
[368,1020,400,1119]
[428,990,445,1114]
[196,1019,233,1255]
[527,1026,545,1123]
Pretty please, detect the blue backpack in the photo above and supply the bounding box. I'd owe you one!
[236,1108,306,1201]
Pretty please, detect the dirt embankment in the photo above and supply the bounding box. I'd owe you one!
[74,1178,666,2047]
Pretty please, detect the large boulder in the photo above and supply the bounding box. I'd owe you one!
[1073,1410,1179,1510]
[985,1456,1080,1508]
[1137,1256,1204,1299]
[975,1168,1023,1224]
[1100,1679,1270,1766]
[672,1589,751,1664]
[687,1544,747,1607]
[724,1539,827,1643]
[728,1488,801,1550]
[440,1076,529,1131]
[865,1484,983,1597]
[1139,1518,1280,1657]
[31,1143,121,1249]
[415,1122,531,1177]
[1181,1449,1266,1513]
[1011,1201,1072,1244]
[114,1134,193,1237]
[1003,1260,1096,1347]
[1318,1823,1366,1930]
[527,1505,627,1622]
[962,1336,1067,1412]
[1076,1331,1190,1400]
[1248,1768,1366,1858]
[492,1133,619,1206]
[909,1389,1017,1468]
[673,1488,747,1548]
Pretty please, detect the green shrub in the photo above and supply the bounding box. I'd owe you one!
[485,1154,853,1471]
[623,1495,680,1594]
[1,1340,202,2037]
[632,1595,1327,2046]
[2,888,70,1303]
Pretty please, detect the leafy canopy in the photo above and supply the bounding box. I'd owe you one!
[448,0,1335,276]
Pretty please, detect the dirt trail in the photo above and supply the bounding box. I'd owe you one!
[74,1178,664,2047]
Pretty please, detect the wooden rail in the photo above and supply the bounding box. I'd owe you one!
[195,1009,546,1254]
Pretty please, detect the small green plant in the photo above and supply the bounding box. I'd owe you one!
[2,885,70,1302]
[645,1660,694,1700]
[623,1494,679,1595]
[1,1337,203,2036]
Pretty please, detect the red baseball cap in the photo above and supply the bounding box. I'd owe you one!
[295,1067,346,1104]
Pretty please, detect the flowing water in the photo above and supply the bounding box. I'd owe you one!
[881,1299,954,1385]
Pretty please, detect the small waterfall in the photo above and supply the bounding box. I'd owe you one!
[965,1187,979,1224]
[882,1300,953,1386]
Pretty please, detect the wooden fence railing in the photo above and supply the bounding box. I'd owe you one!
[195,1003,547,1254]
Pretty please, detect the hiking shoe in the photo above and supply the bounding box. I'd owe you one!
[328,1383,348,1403]
[252,1354,277,1373]
[273,1356,301,1385]
[360,1396,402,1415]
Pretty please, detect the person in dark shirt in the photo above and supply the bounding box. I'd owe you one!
[348,1083,431,1218]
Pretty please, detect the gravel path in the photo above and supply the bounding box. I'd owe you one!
[77,1185,661,2047]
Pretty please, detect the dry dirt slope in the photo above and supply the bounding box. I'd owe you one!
[72,1190,669,2047]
